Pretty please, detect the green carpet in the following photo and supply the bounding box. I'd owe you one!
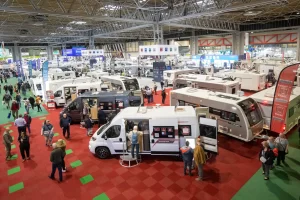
[0,77,48,125]
[232,131,300,200]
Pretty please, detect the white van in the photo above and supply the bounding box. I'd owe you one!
[86,71,109,81]
[89,106,218,159]
[163,69,199,86]
[31,78,44,98]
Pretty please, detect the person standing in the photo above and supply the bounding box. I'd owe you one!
[28,96,35,110]
[41,120,54,146]
[56,139,67,172]
[60,114,71,139]
[146,88,152,103]
[161,89,166,104]
[24,100,31,114]
[35,96,42,112]
[153,83,157,95]
[0,85,2,94]
[21,83,26,96]
[14,114,27,136]
[180,141,194,176]
[23,112,32,134]
[11,100,20,120]
[3,128,13,161]
[49,143,65,183]
[18,132,30,162]
[84,115,93,136]
[82,103,90,121]
[0,74,3,83]
[4,75,7,83]
[194,138,206,181]
[97,107,107,128]
[3,84,8,93]
[275,133,289,166]
[160,80,164,90]
[17,81,22,92]
[15,92,21,108]
[128,126,142,159]
[3,92,12,109]
[259,141,275,180]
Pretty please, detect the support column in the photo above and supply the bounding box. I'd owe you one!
[153,24,164,45]
[190,30,198,56]
[12,43,21,62]
[232,32,244,55]
[47,46,53,61]
[89,36,95,49]
[296,28,300,61]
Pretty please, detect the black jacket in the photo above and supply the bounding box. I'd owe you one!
[259,148,275,165]
[84,118,93,129]
[50,148,65,165]
[60,117,71,127]
[97,110,106,120]
[18,135,30,146]
[28,97,35,104]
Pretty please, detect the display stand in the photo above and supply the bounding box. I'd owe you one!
[119,141,141,168]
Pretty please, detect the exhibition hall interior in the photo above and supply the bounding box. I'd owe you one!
[1,0,300,200]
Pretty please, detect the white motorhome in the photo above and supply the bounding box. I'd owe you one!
[53,81,102,106]
[250,86,300,133]
[170,87,264,142]
[214,70,266,91]
[163,69,199,86]
[89,106,218,159]
[46,77,93,92]
[100,76,140,91]
[30,78,44,98]
[86,71,109,81]
[173,74,240,94]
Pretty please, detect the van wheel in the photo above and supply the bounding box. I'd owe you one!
[96,147,111,159]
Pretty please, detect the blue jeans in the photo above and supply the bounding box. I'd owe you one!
[26,124,31,134]
[131,143,139,158]
[17,101,21,108]
[50,163,63,181]
[25,105,30,113]
[197,164,203,179]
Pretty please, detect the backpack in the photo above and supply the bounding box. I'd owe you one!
[4,94,10,101]
[132,132,138,144]
[273,148,278,157]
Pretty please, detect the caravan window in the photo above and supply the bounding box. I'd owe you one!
[99,102,113,110]
[103,125,121,138]
[122,79,139,90]
[54,90,62,97]
[288,107,294,118]
[68,101,79,111]
[36,84,42,91]
[111,83,123,91]
[238,98,262,127]
[178,125,192,136]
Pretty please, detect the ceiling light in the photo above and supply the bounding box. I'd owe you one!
[32,22,44,26]
[50,33,56,35]
[244,11,262,16]
[196,1,203,4]
[251,32,254,33]
[70,21,86,25]
[297,12,300,15]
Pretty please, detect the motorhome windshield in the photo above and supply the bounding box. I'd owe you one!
[238,98,262,127]
[36,84,42,91]
[122,79,139,91]
[97,122,111,135]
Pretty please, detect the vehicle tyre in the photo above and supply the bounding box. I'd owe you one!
[96,147,111,159]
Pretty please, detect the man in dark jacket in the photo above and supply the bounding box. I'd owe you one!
[28,96,35,110]
[180,141,194,176]
[49,143,65,182]
[97,107,107,128]
[84,115,93,136]
[15,92,21,108]
[23,112,32,134]
[3,92,12,109]
[8,85,13,95]
[161,89,166,104]
[60,113,71,139]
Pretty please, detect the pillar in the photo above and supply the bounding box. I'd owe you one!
[190,30,198,56]
[47,46,53,61]
[232,32,244,55]
[296,28,300,61]
[153,24,164,45]
[89,36,95,49]
[12,43,21,62]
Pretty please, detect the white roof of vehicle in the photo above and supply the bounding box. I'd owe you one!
[164,69,198,74]
[57,81,102,88]
[176,75,240,86]
[171,87,248,104]
[101,75,137,81]
[224,70,266,76]
[112,106,196,122]
[250,86,300,102]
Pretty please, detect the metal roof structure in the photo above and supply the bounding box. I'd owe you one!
[0,0,300,45]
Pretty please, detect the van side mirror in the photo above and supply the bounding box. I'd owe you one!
[104,135,107,140]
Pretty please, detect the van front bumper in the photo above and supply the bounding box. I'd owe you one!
[89,141,96,154]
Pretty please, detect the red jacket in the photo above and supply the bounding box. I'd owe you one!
[11,103,19,111]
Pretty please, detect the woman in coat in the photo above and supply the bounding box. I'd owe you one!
[18,132,30,162]
[259,141,275,180]
[194,138,206,181]
[56,139,67,172]
[41,120,54,146]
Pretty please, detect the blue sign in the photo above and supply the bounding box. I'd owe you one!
[193,55,239,61]
[63,58,69,62]
[32,60,37,70]
[62,48,86,56]
[42,61,49,81]
[37,59,41,70]
[28,60,33,77]
[16,61,21,77]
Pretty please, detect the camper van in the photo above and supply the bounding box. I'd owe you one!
[163,69,199,86]
[100,76,140,91]
[170,87,264,142]
[53,81,102,106]
[31,78,44,98]
[89,106,218,159]
[86,71,109,81]
[250,86,300,133]
[215,70,266,91]
[62,91,142,123]
[173,74,240,94]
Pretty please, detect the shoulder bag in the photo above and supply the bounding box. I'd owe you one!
[43,125,52,136]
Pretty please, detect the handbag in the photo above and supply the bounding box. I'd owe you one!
[260,156,267,163]
[7,111,11,119]
[43,125,52,136]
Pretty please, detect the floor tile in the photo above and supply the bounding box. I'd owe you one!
[39,117,46,120]
[11,154,18,160]
[9,130,13,133]
[70,160,83,168]
[53,133,59,137]
[9,182,24,193]
[65,149,73,155]
[80,174,94,185]
[7,166,21,175]
[93,193,110,200]
[11,144,16,149]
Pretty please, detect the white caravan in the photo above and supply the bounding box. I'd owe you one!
[250,86,300,134]
[215,70,266,91]
[46,77,93,92]
[53,81,102,106]
[163,69,199,86]
[173,74,240,94]
[86,71,110,81]
[170,87,264,142]
[31,78,44,98]
[89,106,218,159]
[100,76,140,91]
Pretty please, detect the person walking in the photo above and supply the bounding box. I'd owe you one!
[3,128,13,161]
[60,114,71,139]
[180,140,194,176]
[41,120,54,146]
[0,85,2,94]
[17,81,22,92]
[3,84,8,93]
[28,96,35,110]
[35,96,42,112]
[97,108,107,128]
[194,138,206,181]
[24,100,31,114]
[4,75,7,83]
[11,100,20,120]
[82,103,90,121]
[0,74,3,83]
[21,83,26,96]
[275,133,289,166]
[161,89,166,104]
[23,112,32,134]
[84,115,93,136]
[3,92,12,109]
[8,84,13,96]
[18,132,30,162]
[49,143,65,183]
[15,92,21,108]
[160,80,164,89]
[153,83,157,95]
[14,114,26,136]
[146,88,152,103]
[56,139,67,172]
[259,141,275,180]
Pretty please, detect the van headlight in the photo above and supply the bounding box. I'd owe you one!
[91,137,96,141]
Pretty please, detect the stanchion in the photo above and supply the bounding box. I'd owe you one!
[119,141,140,168]
[46,101,56,111]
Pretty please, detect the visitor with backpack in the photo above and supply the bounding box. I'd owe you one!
[3,93,12,109]
[3,84,8,93]
[129,126,142,159]
[28,96,35,110]
[41,120,54,146]
[259,141,275,180]
[15,92,21,108]
[180,140,194,176]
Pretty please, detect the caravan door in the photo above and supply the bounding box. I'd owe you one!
[149,118,180,155]
[199,117,218,153]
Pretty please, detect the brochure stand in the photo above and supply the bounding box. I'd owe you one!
[119,141,141,168]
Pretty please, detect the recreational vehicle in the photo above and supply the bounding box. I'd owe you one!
[170,87,264,142]
[86,71,110,81]
[61,91,142,123]
[173,75,240,94]
[250,86,300,133]
[31,78,43,98]
[53,81,102,106]
[163,69,199,86]
[89,106,218,159]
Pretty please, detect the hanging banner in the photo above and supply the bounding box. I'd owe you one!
[81,49,104,56]
[32,60,37,70]
[28,60,33,77]
[42,60,49,82]
[270,63,300,133]
[20,61,24,78]
[139,45,179,56]
[16,60,22,77]
[37,59,41,70]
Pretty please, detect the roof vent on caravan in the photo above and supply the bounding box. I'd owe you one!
[175,107,185,112]
[186,87,198,93]
[237,91,244,97]
[216,94,240,101]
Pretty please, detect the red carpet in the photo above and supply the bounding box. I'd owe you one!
[144,88,171,106]
[0,102,263,200]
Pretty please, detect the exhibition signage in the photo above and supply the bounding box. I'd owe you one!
[153,62,166,82]
[37,59,41,70]
[81,49,104,56]
[139,45,179,56]
[16,60,21,76]
[28,60,33,77]
[270,63,300,133]
[32,60,37,70]
[42,60,49,82]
